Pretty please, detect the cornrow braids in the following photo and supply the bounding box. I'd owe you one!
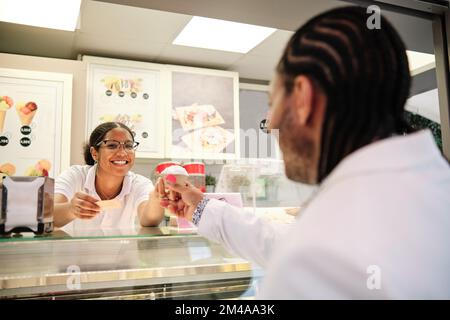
[277,6,412,182]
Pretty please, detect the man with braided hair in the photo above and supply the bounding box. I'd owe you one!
[159,6,450,299]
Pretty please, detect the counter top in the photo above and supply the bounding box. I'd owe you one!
[0,228,259,299]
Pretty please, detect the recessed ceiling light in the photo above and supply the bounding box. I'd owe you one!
[406,50,435,76]
[173,16,277,54]
[0,0,82,31]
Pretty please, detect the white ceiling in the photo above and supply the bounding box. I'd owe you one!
[0,0,436,82]
[77,0,308,81]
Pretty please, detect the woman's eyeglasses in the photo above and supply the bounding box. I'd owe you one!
[96,140,139,152]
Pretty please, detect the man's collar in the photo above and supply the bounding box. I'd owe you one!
[322,130,444,187]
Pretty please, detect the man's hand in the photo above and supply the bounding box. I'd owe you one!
[156,177,204,222]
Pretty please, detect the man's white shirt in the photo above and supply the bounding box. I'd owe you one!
[198,130,450,299]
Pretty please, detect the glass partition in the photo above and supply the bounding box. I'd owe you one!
[0,226,197,243]
[0,234,260,299]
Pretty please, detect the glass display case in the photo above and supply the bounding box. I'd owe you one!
[215,158,317,220]
[0,228,262,300]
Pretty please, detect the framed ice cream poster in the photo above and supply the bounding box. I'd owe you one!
[0,68,72,179]
[167,65,240,160]
[84,56,166,158]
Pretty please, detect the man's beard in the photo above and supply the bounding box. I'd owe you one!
[278,107,318,185]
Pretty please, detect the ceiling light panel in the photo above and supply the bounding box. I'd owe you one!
[0,0,81,31]
[173,16,276,53]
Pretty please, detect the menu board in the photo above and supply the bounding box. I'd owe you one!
[0,68,72,178]
[239,83,281,160]
[169,68,240,160]
[84,57,240,160]
[85,56,165,158]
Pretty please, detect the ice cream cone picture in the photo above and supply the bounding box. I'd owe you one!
[0,162,16,180]
[16,101,38,126]
[101,76,142,95]
[0,96,14,134]
[102,76,121,93]
[24,159,52,176]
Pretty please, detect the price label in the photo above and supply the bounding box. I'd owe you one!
[20,126,32,135]
[0,136,9,146]
[20,137,31,147]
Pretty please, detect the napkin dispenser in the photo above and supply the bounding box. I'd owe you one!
[0,176,54,235]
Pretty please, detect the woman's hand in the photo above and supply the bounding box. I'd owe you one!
[157,177,204,222]
[137,179,166,227]
[70,192,101,220]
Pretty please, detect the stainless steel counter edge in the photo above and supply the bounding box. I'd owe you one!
[0,262,253,290]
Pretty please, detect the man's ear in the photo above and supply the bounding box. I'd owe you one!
[90,147,98,162]
[292,75,315,126]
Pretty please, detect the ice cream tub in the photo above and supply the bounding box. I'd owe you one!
[183,162,205,174]
[160,165,189,186]
[155,161,180,174]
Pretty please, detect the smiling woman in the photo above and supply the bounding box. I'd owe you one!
[53,122,165,232]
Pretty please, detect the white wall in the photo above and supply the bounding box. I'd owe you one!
[0,53,227,181]
[0,52,88,166]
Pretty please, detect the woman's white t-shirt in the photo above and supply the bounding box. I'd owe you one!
[55,164,153,232]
